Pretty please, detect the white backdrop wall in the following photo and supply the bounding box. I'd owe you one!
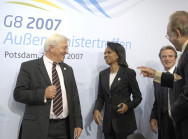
[0,0,187,139]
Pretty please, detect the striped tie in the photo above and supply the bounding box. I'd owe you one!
[52,62,63,116]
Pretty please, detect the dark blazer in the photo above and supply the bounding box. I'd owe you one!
[14,57,83,139]
[150,68,176,127]
[161,44,188,139]
[94,66,142,134]
[150,82,166,125]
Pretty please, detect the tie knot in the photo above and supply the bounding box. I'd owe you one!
[53,62,57,67]
[166,71,170,74]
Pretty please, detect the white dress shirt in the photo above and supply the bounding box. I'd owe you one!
[43,55,69,119]
[167,65,175,74]
[109,71,118,89]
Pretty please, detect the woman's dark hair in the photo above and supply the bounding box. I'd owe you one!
[107,42,128,67]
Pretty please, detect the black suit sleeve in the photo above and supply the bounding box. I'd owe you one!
[171,61,188,121]
[150,82,158,121]
[161,72,174,88]
[94,72,104,112]
[14,62,45,105]
[126,69,142,111]
[70,67,83,128]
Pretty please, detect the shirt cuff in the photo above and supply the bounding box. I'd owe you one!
[154,71,162,83]
[44,96,47,103]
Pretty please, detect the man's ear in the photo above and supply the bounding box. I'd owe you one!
[49,45,54,52]
[175,29,182,38]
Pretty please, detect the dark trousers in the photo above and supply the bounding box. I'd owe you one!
[48,117,70,139]
[104,123,132,139]
[158,112,176,139]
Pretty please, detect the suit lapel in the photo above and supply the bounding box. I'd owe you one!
[103,68,110,95]
[38,57,51,85]
[177,44,188,69]
[60,63,73,107]
[111,66,123,92]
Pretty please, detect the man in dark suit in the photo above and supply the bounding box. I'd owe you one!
[14,34,83,139]
[150,46,177,139]
[138,11,188,139]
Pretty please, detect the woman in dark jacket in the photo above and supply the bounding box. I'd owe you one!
[94,42,142,139]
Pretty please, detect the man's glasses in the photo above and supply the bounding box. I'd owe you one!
[165,34,169,40]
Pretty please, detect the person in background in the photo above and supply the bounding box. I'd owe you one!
[14,34,83,139]
[138,11,188,139]
[94,42,142,139]
[150,46,177,139]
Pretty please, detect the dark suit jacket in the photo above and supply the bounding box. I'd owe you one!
[160,44,188,139]
[150,82,166,126]
[94,66,142,134]
[14,57,83,139]
[150,68,175,127]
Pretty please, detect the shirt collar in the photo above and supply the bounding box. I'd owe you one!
[43,55,53,65]
[181,39,188,53]
[166,65,175,74]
